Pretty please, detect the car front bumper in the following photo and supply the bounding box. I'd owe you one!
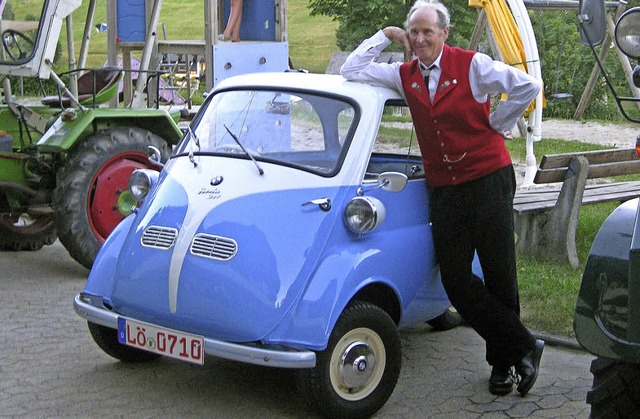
[74,293,316,369]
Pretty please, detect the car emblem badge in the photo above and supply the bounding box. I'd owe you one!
[210,176,224,186]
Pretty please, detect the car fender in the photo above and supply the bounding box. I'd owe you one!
[575,198,640,362]
[267,232,450,351]
[36,108,182,153]
[83,214,136,300]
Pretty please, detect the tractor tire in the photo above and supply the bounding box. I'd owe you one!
[53,127,170,269]
[587,357,640,418]
[0,211,57,251]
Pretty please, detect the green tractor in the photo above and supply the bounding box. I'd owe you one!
[574,0,640,416]
[0,0,182,268]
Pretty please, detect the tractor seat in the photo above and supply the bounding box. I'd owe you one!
[42,67,123,108]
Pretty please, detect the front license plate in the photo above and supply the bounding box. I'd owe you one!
[117,317,204,365]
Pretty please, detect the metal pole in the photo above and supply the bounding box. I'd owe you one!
[107,0,119,107]
[78,0,97,70]
[522,0,622,9]
[65,15,77,98]
[132,0,162,107]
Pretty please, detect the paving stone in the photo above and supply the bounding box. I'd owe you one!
[1,242,595,418]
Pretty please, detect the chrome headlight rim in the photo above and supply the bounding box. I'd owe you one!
[128,169,159,202]
[344,196,386,234]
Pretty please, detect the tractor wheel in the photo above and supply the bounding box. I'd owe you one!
[53,127,170,269]
[0,211,57,251]
[587,357,640,418]
[296,301,402,419]
[87,322,160,363]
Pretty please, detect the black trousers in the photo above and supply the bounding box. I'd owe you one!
[429,165,536,368]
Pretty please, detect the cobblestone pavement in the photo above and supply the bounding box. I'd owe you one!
[1,241,594,418]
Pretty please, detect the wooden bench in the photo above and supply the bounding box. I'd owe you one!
[513,148,640,268]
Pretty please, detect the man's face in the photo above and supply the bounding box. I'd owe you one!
[407,8,448,65]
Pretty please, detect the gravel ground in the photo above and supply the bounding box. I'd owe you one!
[540,119,639,148]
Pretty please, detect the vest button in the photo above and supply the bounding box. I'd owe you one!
[440,143,444,147]
[436,131,441,136]
[433,119,438,124]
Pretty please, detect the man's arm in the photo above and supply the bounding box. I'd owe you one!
[340,29,406,93]
[470,53,541,135]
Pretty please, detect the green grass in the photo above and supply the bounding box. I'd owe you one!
[507,136,632,337]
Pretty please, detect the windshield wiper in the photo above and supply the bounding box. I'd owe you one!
[223,124,264,175]
[187,125,200,167]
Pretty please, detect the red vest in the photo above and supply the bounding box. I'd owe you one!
[400,45,512,187]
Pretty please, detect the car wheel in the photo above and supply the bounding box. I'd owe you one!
[296,300,401,419]
[426,307,463,331]
[587,357,640,418]
[53,127,170,269]
[88,322,160,363]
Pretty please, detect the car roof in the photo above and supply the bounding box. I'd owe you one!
[212,71,404,105]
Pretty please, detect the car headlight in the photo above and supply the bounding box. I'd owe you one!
[615,8,640,60]
[129,169,159,202]
[344,196,386,234]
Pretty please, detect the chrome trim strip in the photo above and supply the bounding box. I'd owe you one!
[74,294,316,369]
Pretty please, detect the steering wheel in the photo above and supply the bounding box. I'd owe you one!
[2,29,34,61]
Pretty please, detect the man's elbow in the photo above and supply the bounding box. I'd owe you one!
[340,64,357,80]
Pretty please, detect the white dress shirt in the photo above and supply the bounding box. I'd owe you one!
[340,30,541,135]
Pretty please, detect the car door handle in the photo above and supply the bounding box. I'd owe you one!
[302,198,331,212]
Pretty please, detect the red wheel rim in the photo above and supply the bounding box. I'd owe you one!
[88,151,155,242]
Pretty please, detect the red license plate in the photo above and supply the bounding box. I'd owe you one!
[118,317,205,365]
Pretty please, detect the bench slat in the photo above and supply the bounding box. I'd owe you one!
[514,181,640,214]
[534,159,640,184]
[540,148,638,169]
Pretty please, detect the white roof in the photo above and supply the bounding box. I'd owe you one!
[213,72,403,106]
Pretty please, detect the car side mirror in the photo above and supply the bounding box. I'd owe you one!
[378,172,408,193]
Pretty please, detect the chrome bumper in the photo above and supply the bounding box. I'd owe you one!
[74,293,316,369]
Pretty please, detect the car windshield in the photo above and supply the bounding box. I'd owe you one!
[175,89,358,176]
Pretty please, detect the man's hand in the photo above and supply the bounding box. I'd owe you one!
[383,26,412,61]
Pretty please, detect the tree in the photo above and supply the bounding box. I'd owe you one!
[308,0,477,51]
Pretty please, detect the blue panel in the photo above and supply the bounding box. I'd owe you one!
[117,0,146,42]
[223,0,276,41]
[213,42,289,86]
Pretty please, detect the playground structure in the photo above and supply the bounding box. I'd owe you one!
[105,0,289,108]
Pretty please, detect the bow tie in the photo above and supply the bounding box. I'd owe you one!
[423,64,436,92]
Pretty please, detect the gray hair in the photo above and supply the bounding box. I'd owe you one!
[404,0,450,30]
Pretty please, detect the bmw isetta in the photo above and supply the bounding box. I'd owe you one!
[74,71,478,418]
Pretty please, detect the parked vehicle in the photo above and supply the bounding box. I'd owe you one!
[0,0,182,268]
[574,0,640,416]
[74,70,479,418]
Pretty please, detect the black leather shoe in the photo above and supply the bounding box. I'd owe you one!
[516,339,544,395]
[489,366,513,395]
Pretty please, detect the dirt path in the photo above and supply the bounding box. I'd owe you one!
[540,119,638,148]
